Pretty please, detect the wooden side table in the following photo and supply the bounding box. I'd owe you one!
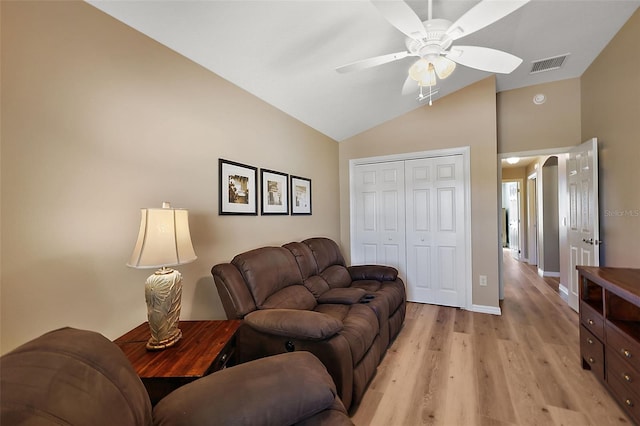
[115,320,241,405]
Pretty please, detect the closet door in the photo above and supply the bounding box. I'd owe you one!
[352,161,406,279]
[405,155,465,306]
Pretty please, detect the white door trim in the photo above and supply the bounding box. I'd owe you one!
[349,147,472,311]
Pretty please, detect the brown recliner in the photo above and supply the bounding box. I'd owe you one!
[0,327,353,426]
[212,237,406,410]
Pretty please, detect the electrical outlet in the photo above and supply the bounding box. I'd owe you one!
[479,275,488,286]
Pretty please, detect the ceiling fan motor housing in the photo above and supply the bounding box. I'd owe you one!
[405,19,453,57]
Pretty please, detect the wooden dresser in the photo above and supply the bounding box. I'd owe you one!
[578,266,640,424]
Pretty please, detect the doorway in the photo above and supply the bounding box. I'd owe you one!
[501,180,523,261]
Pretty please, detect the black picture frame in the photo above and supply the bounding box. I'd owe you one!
[290,175,312,215]
[219,159,258,215]
[260,169,289,215]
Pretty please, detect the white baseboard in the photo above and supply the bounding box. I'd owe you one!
[558,284,569,302]
[471,304,502,316]
[538,268,560,278]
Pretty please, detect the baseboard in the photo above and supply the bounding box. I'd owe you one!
[471,304,502,316]
[538,268,560,278]
[559,284,569,296]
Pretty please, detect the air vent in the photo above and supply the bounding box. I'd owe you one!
[530,54,570,74]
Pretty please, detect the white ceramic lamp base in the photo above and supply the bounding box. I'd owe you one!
[144,267,183,350]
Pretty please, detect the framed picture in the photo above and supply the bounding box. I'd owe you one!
[290,175,312,215]
[260,169,289,215]
[219,159,258,215]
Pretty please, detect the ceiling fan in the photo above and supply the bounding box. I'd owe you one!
[336,0,530,99]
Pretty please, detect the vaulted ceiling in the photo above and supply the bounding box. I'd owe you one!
[88,0,639,141]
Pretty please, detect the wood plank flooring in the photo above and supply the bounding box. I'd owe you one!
[351,252,632,425]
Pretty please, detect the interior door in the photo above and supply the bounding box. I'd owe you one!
[352,161,406,279]
[527,175,538,266]
[405,155,465,307]
[507,182,521,260]
[567,138,600,312]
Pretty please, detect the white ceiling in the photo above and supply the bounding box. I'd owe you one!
[87,0,639,141]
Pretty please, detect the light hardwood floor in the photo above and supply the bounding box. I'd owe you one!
[351,251,632,425]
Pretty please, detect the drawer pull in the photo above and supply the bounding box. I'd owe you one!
[622,349,632,358]
[588,357,595,364]
[587,319,595,325]
[587,338,594,344]
[625,399,634,407]
[220,353,228,363]
[624,373,632,383]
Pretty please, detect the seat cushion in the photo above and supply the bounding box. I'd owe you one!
[153,352,341,426]
[351,279,405,315]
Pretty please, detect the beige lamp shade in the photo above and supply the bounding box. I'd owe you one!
[128,204,197,269]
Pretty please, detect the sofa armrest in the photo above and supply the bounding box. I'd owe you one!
[244,309,343,340]
[153,352,347,426]
[348,265,398,281]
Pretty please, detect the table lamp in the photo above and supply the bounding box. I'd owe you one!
[127,202,197,350]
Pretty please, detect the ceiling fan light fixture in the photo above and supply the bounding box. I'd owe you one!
[431,56,456,79]
[409,59,437,87]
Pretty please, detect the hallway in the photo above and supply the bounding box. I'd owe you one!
[351,253,630,425]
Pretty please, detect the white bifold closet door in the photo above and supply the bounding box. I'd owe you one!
[352,155,466,307]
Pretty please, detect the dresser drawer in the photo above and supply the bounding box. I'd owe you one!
[581,301,604,340]
[607,346,640,396]
[580,325,604,380]
[607,368,640,424]
[606,322,640,369]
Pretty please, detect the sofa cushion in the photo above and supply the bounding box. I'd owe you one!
[303,237,346,271]
[315,304,379,365]
[0,328,152,426]
[283,241,318,279]
[245,309,343,340]
[320,264,352,289]
[317,287,367,305]
[153,352,340,426]
[303,275,331,298]
[262,286,317,310]
[352,280,405,315]
[232,246,304,308]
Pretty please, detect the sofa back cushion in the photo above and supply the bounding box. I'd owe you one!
[0,327,152,426]
[232,246,316,310]
[303,237,347,271]
[283,241,318,278]
[303,238,352,289]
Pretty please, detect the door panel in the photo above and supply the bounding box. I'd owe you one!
[406,155,465,306]
[567,138,600,312]
[353,162,406,278]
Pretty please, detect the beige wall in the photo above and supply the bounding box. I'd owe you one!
[1,1,340,353]
[339,78,500,309]
[581,8,640,267]
[497,78,581,154]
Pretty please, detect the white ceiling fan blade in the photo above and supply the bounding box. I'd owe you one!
[446,46,523,73]
[371,0,428,40]
[446,0,530,41]
[336,51,410,73]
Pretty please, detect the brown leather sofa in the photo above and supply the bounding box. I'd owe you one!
[0,327,353,426]
[212,237,406,410]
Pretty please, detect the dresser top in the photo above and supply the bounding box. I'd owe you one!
[577,266,640,305]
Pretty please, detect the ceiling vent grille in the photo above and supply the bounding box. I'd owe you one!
[530,54,570,74]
